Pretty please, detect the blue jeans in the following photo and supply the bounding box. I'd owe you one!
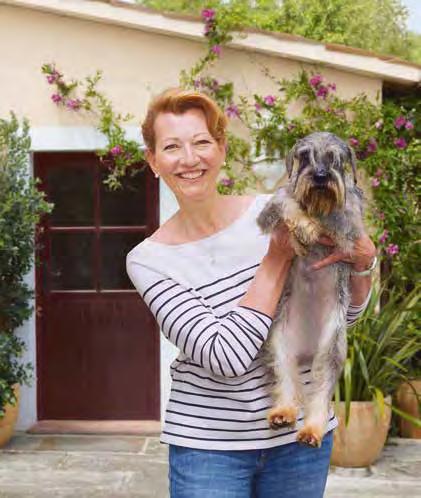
[169,430,333,498]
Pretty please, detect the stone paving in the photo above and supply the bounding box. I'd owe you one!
[0,433,419,497]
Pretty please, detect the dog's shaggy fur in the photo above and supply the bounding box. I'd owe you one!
[257,132,365,447]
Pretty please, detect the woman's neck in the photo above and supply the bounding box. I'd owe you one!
[176,193,247,241]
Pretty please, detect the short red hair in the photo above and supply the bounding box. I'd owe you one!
[141,87,228,151]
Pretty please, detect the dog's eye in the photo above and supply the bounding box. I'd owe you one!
[325,151,334,164]
[299,151,310,163]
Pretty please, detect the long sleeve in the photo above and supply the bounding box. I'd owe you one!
[127,257,273,378]
[346,286,372,327]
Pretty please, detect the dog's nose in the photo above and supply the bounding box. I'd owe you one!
[313,171,328,184]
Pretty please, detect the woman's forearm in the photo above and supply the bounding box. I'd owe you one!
[239,253,292,318]
[349,272,372,306]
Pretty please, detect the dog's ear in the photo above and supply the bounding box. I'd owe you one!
[347,146,358,185]
[285,144,298,178]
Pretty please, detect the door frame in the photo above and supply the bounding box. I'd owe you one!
[15,125,177,431]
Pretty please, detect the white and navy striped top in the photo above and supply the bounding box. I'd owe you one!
[126,194,370,450]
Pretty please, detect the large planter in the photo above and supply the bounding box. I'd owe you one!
[396,380,421,439]
[0,384,20,448]
[331,396,391,467]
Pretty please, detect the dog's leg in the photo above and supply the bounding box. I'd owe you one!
[297,307,347,447]
[267,317,303,430]
[257,194,322,256]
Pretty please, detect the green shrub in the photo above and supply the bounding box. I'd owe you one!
[0,113,52,416]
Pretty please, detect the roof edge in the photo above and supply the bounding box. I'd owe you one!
[2,0,420,84]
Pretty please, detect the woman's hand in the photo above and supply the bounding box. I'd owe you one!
[266,222,296,264]
[311,233,377,271]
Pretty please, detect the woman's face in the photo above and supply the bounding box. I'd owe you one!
[146,108,226,203]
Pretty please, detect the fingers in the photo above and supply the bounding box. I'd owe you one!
[311,252,349,271]
[318,236,335,246]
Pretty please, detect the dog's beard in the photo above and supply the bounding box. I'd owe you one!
[294,175,345,216]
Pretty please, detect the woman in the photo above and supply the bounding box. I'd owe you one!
[126,88,376,497]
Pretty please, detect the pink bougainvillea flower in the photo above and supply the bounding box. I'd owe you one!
[328,83,336,91]
[394,116,406,129]
[263,95,276,106]
[65,98,82,110]
[211,78,220,89]
[201,8,216,21]
[379,229,389,244]
[219,178,235,188]
[211,45,221,56]
[110,145,122,156]
[379,212,385,220]
[254,102,262,112]
[51,93,62,104]
[374,119,383,129]
[394,137,407,149]
[309,74,323,87]
[349,137,359,147]
[374,168,383,177]
[371,177,380,187]
[367,137,378,154]
[316,86,329,99]
[386,243,399,256]
[225,104,240,118]
[405,121,414,130]
[47,74,57,84]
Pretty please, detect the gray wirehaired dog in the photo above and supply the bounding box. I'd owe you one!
[257,131,365,447]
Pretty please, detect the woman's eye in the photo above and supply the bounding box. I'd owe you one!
[195,140,211,146]
[163,144,178,151]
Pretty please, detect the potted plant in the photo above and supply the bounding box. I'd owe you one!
[0,113,52,447]
[395,350,421,438]
[331,284,420,467]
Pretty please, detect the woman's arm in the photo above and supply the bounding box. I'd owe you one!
[126,224,295,379]
[311,232,377,324]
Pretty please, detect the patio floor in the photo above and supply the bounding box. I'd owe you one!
[0,433,419,497]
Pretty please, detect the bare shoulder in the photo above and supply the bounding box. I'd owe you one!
[148,195,256,245]
[148,214,182,244]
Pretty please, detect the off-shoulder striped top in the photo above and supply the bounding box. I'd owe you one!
[126,194,370,450]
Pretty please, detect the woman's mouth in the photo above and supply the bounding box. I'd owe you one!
[177,170,206,180]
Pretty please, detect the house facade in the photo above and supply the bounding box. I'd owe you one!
[1,0,419,433]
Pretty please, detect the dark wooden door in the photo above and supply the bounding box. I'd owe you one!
[35,152,160,420]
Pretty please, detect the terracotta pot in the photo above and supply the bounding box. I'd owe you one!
[396,380,421,439]
[0,384,20,448]
[331,396,391,467]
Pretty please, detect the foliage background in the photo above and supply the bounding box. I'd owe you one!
[137,0,421,64]
[0,114,52,414]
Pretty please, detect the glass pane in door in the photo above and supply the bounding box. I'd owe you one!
[100,169,147,226]
[50,232,95,290]
[48,166,94,226]
[100,232,145,289]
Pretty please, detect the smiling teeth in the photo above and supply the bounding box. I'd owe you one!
[179,171,204,179]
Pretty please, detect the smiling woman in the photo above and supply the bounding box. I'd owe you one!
[126,88,372,498]
[140,88,258,244]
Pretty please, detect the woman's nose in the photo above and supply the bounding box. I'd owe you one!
[180,145,200,167]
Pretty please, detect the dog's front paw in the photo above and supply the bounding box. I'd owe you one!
[290,236,308,257]
[268,405,299,430]
[293,218,322,246]
[296,424,324,448]
[257,200,284,233]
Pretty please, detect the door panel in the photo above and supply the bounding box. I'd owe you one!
[35,152,160,420]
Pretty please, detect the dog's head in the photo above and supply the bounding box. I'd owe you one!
[285,132,356,217]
